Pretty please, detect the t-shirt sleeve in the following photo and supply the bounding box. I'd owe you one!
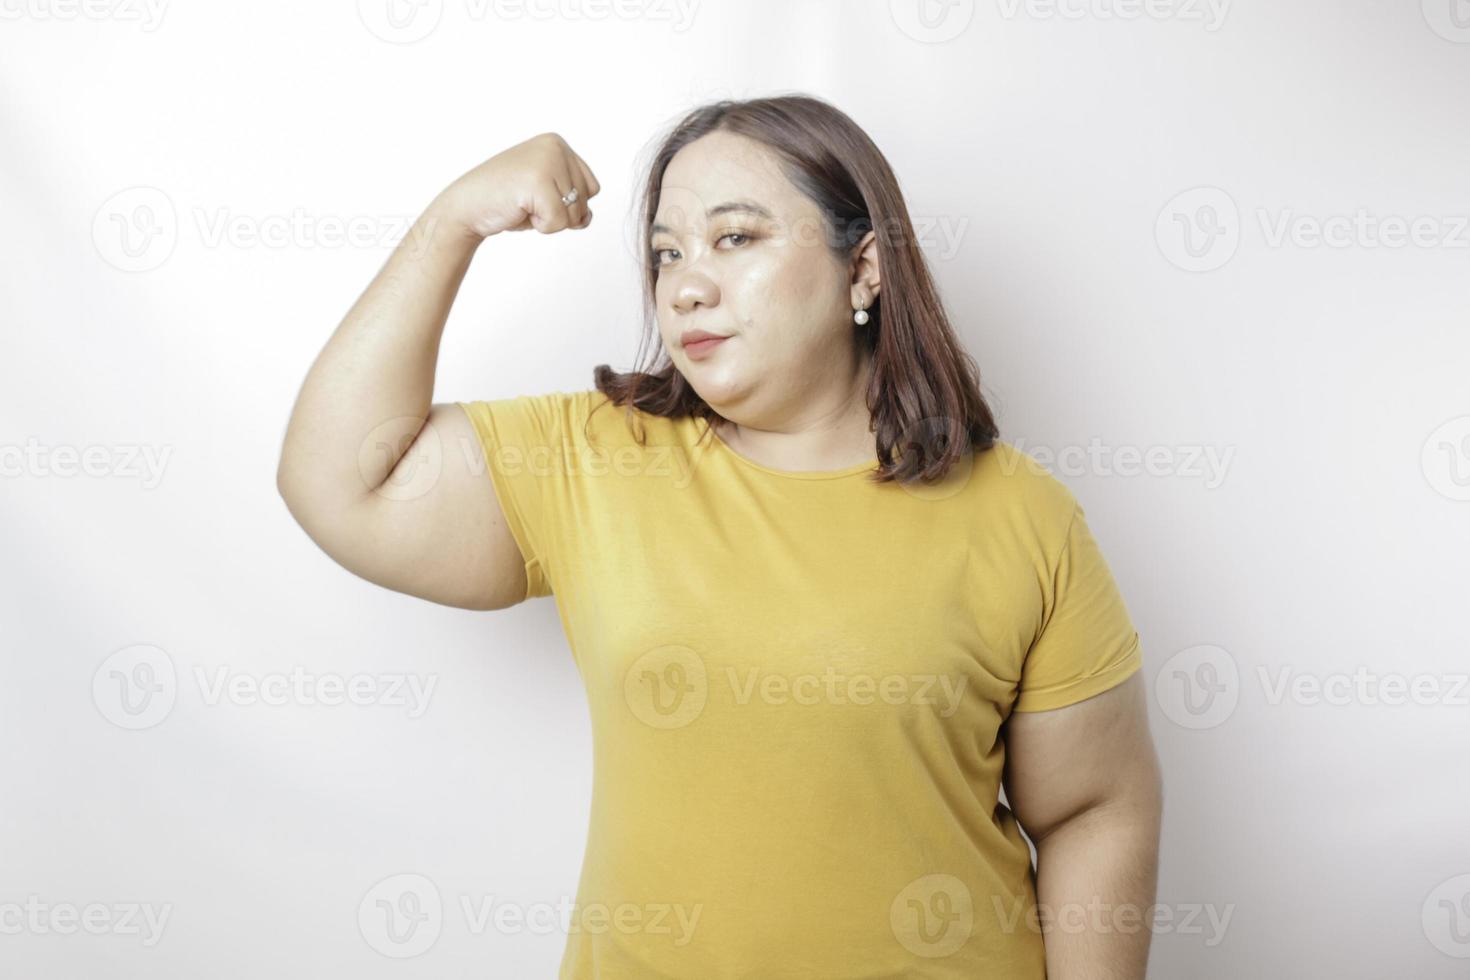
[1012,501,1143,712]
[455,391,584,601]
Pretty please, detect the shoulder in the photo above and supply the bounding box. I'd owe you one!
[476,388,614,431]
[524,388,680,450]
[968,439,1081,560]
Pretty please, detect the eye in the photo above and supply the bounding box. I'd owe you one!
[717,229,757,249]
[651,229,757,270]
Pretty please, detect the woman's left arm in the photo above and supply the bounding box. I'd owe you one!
[1001,671,1165,980]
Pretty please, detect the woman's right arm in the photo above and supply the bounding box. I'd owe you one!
[274,133,600,610]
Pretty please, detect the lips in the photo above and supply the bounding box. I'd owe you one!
[682,335,729,359]
[680,330,731,360]
[680,329,729,347]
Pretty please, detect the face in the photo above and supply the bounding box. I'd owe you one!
[650,131,877,425]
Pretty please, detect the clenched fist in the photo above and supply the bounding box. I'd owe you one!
[437,132,602,240]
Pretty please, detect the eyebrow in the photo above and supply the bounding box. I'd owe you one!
[651,200,775,237]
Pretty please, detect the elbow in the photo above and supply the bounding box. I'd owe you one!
[275,455,316,526]
[275,459,301,511]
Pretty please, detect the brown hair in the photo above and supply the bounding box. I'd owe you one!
[591,92,998,484]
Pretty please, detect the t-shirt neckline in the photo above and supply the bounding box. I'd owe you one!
[704,421,880,481]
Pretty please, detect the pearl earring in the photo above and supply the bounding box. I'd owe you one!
[853,306,870,326]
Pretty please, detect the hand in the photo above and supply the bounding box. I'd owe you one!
[435,132,601,240]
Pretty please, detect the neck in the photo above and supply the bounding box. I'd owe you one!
[715,353,877,472]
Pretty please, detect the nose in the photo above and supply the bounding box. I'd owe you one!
[669,266,719,316]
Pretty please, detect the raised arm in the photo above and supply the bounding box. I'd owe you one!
[274,133,600,610]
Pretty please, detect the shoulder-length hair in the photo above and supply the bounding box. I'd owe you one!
[592,92,999,485]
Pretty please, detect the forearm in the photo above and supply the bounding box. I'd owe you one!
[276,188,480,509]
[1032,798,1162,979]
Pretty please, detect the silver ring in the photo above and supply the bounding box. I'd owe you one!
[561,187,579,206]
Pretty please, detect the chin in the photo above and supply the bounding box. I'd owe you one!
[683,367,746,410]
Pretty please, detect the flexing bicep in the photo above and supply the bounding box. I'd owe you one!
[285,402,531,610]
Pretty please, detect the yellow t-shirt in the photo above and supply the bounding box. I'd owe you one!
[457,388,1143,979]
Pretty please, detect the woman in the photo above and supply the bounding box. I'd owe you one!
[277,94,1163,979]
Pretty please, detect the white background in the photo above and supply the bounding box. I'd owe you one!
[2,0,1468,976]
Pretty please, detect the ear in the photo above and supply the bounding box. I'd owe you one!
[848,229,881,310]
